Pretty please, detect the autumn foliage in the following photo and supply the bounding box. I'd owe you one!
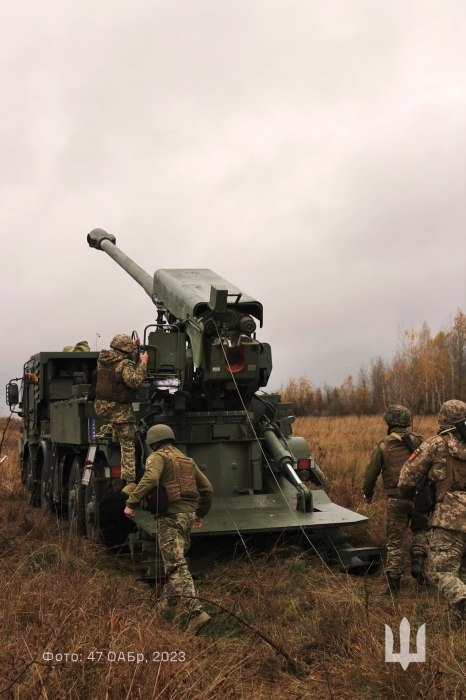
[282,309,466,416]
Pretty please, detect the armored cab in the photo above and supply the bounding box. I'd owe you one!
[6,229,379,577]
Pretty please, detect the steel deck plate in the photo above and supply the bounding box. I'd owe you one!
[133,489,367,537]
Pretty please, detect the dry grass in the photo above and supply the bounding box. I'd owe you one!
[1,415,465,699]
[294,414,439,549]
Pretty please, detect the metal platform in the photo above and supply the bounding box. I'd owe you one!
[133,486,367,538]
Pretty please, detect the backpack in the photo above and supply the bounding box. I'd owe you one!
[413,476,436,514]
[144,485,169,515]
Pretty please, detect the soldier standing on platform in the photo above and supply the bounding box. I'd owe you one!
[94,334,148,496]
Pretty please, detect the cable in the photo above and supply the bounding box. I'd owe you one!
[213,329,401,620]
[212,327,466,679]
[252,394,276,421]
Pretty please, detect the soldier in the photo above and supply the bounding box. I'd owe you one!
[94,334,148,496]
[124,424,213,635]
[363,405,427,594]
[398,400,466,626]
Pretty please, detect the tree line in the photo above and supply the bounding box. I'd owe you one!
[281,309,466,416]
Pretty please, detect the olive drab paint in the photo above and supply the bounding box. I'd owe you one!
[7,230,380,578]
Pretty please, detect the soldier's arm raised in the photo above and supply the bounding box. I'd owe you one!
[121,359,147,389]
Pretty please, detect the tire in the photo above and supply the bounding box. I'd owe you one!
[20,449,27,485]
[39,441,53,514]
[85,472,103,542]
[40,468,52,514]
[26,453,40,508]
[68,459,85,534]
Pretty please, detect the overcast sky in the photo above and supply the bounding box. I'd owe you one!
[1,0,465,411]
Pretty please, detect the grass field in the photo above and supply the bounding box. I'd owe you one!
[1,414,465,700]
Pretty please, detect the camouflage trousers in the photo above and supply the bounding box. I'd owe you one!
[112,422,136,482]
[429,527,466,618]
[157,513,201,616]
[386,497,429,578]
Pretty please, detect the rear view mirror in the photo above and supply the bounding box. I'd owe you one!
[6,382,19,407]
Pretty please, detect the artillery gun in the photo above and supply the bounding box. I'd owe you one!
[6,229,379,577]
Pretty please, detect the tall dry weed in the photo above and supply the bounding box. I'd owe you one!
[0,416,465,699]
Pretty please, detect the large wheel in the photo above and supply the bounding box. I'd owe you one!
[26,453,40,508]
[68,459,85,534]
[40,469,52,514]
[20,448,28,485]
[85,472,103,542]
[39,441,53,514]
[84,467,134,548]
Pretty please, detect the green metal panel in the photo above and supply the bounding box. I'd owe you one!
[147,331,186,375]
[133,484,368,538]
[50,400,89,445]
[187,441,253,497]
[153,269,263,325]
[285,437,310,460]
[49,377,73,400]
[37,352,99,402]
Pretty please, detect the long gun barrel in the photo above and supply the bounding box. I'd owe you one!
[87,228,154,301]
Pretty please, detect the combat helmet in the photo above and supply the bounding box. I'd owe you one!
[384,404,411,427]
[110,334,133,354]
[438,400,466,429]
[147,424,175,446]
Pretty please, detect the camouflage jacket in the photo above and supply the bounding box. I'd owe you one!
[94,349,147,424]
[126,445,213,518]
[398,431,466,532]
[363,427,423,499]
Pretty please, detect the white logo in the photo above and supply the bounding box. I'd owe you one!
[385,617,426,670]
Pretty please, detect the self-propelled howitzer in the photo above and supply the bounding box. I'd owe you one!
[85,229,378,573]
[7,230,379,579]
[87,228,314,511]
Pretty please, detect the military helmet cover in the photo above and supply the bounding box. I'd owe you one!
[438,400,466,429]
[63,341,91,352]
[110,334,133,354]
[147,424,175,445]
[384,404,411,427]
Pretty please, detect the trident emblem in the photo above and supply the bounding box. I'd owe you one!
[385,618,426,670]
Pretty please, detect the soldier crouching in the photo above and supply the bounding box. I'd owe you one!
[124,424,214,635]
[94,334,148,496]
[363,405,428,595]
[398,400,466,626]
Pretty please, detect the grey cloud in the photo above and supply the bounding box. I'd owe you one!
[0,0,464,411]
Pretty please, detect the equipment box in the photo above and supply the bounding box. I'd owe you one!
[50,400,89,445]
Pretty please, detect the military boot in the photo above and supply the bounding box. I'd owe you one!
[187,611,211,635]
[449,599,466,629]
[384,576,401,596]
[411,554,429,585]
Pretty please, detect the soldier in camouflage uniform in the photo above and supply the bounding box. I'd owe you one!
[124,424,213,635]
[398,400,466,625]
[94,334,148,496]
[363,405,427,594]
